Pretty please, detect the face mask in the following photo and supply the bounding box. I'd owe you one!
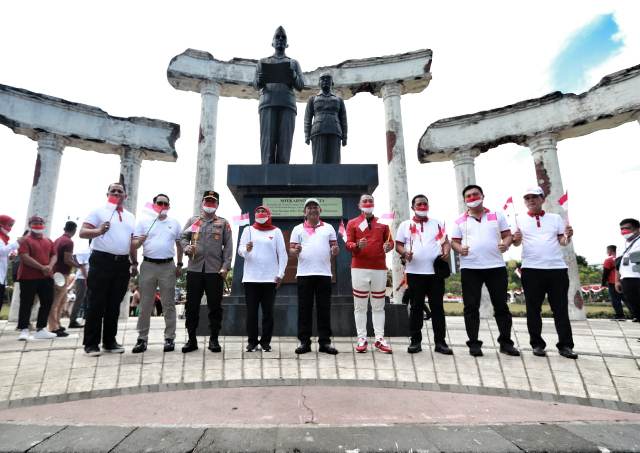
[466,200,482,209]
[361,207,374,214]
[255,217,268,224]
[30,225,45,234]
[202,206,216,214]
[415,209,429,217]
[0,227,10,235]
[622,229,634,240]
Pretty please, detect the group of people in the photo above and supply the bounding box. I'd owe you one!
[3,181,639,359]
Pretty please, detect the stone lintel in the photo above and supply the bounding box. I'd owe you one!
[167,48,432,101]
[418,63,640,163]
[0,84,180,162]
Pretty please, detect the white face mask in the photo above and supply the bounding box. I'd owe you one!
[255,217,268,224]
[623,232,634,241]
[202,206,217,214]
[466,200,482,209]
[159,209,169,217]
[415,209,429,217]
[361,207,374,215]
[0,227,10,235]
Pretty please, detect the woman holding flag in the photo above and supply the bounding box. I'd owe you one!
[345,194,394,353]
[395,194,452,355]
[237,206,287,352]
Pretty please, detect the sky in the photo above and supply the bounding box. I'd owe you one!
[1,0,639,266]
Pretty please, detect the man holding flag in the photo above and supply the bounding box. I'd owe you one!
[130,193,183,353]
[345,194,393,353]
[180,190,233,354]
[512,186,577,359]
[396,194,452,355]
[450,184,519,357]
[79,182,136,356]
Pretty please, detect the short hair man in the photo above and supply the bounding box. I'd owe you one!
[603,245,626,320]
[131,193,184,353]
[345,194,393,353]
[180,190,233,353]
[450,184,519,357]
[80,182,136,356]
[396,194,453,355]
[512,187,577,359]
[48,221,79,337]
[615,218,640,324]
[17,216,58,341]
[289,198,339,355]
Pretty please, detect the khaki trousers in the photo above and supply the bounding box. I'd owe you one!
[137,260,177,341]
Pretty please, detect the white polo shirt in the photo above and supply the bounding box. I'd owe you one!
[619,236,640,280]
[238,226,288,282]
[85,205,135,255]
[519,212,567,269]
[395,218,444,275]
[290,222,337,277]
[134,216,181,260]
[450,209,510,270]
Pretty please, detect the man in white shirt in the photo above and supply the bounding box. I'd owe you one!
[79,182,136,356]
[396,194,453,355]
[450,184,519,357]
[131,193,183,353]
[615,218,640,327]
[289,198,339,355]
[512,187,577,359]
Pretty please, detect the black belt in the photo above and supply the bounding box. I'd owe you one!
[143,257,173,264]
[92,250,130,262]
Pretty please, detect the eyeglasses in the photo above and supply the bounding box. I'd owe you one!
[109,189,124,194]
[156,201,170,207]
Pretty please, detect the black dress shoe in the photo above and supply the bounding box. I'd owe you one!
[84,345,101,357]
[499,344,520,356]
[319,344,338,355]
[181,339,198,353]
[103,342,125,353]
[132,339,147,354]
[558,347,578,359]
[246,342,259,352]
[208,337,222,353]
[67,321,83,329]
[164,339,175,352]
[434,343,453,355]
[469,346,483,357]
[260,344,272,352]
[532,346,546,357]
[295,343,311,354]
[407,342,422,354]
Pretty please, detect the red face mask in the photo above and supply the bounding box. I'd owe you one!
[107,195,120,205]
[30,224,45,233]
[621,228,632,236]
[361,201,374,208]
[466,195,482,202]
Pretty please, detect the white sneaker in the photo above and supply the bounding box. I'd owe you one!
[18,329,29,341]
[33,329,57,340]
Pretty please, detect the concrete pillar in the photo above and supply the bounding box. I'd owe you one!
[119,148,143,214]
[25,133,64,235]
[451,149,493,318]
[527,134,586,320]
[381,83,411,304]
[193,81,221,215]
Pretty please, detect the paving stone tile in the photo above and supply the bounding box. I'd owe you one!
[0,423,64,453]
[113,427,205,453]
[491,423,600,452]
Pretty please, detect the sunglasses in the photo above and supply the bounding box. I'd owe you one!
[155,201,170,207]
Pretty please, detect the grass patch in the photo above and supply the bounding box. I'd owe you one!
[443,302,628,319]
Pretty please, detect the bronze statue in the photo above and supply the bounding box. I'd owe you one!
[304,73,347,164]
[253,26,304,164]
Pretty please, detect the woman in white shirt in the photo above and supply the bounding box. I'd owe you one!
[238,206,288,352]
[0,215,23,313]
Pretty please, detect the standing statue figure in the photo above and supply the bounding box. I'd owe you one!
[254,26,305,164]
[304,73,348,164]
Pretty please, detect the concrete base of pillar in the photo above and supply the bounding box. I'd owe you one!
[568,303,587,321]
[119,291,130,321]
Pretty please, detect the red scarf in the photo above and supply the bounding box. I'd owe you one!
[252,206,276,231]
[0,231,8,245]
[412,215,428,232]
[0,215,14,244]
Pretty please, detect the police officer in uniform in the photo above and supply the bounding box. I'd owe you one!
[180,190,233,353]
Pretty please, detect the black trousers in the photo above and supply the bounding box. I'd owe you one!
[407,273,446,345]
[297,275,332,345]
[185,271,223,338]
[0,283,5,313]
[461,267,513,348]
[70,279,87,321]
[259,107,295,164]
[621,278,640,320]
[83,253,130,347]
[607,283,625,317]
[521,268,574,350]
[18,279,53,330]
[244,282,276,346]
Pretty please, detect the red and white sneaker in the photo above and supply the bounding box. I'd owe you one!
[355,337,368,353]
[374,337,392,354]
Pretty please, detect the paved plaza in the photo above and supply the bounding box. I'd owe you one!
[0,315,639,451]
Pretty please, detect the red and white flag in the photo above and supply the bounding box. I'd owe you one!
[558,191,568,209]
[142,202,163,218]
[189,218,202,233]
[502,196,513,211]
[379,211,395,225]
[232,213,250,226]
[435,222,447,245]
[338,220,347,242]
[106,195,119,208]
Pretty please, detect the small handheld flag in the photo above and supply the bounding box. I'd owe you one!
[232,213,250,227]
[338,220,347,242]
[558,191,570,225]
[379,211,395,225]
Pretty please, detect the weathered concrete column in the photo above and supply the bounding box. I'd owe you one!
[527,134,586,320]
[451,148,492,318]
[381,83,411,304]
[193,81,221,215]
[25,133,65,235]
[119,148,143,214]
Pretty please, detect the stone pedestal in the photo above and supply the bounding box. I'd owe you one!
[196,164,410,337]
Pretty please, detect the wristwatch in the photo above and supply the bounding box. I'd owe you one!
[177,262,183,266]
